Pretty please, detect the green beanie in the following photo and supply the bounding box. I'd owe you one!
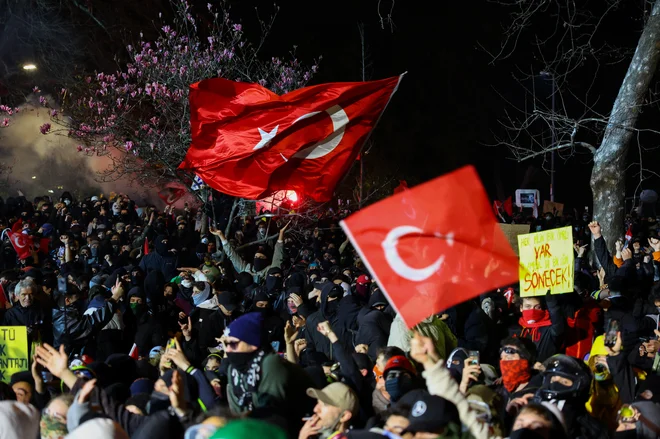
[210,419,287,439]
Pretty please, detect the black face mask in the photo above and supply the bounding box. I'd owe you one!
[324,299,340,317]
[385,374,414,403]
[613,430,637,439]
[227,351,259,373]
[265,275,283,292]
[510,428,552,439]
[253,258,268,272]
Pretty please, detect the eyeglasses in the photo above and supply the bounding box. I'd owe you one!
[500,346,520,356]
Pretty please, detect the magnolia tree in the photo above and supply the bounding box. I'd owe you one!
[38,0,319,189]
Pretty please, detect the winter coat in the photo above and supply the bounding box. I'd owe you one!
[510,294,566,362]
[222,239,284,284]
[139,236,178,282]
[51,300,116,351]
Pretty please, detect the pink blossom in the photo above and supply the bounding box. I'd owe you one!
[39,123,51,134]
[207,2,212,10]
[124,141,134,151]
[39,96,47,106]
[162,25,172,34]
[103,135,113,142]
[152,57,158,64]
[76,145,83,152]
[179,66,187,75]
[1,118,9,127]
[50,109,58,117]
[233,24,242,32]
[127,44,133,52]
[33,86,40,93]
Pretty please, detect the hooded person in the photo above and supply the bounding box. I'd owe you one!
[0,400,41,439]
[585,335,623,431]
[305,283,345,360]
[216,226,284,284]
[223,312,315,437]
[247,289,285,349]
[355,288,393,360]
[123,286,166,358]
[382,356,421,404]
[139,235,178,282]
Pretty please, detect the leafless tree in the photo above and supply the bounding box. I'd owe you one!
[487,0,660,250]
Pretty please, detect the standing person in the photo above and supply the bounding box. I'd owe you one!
[2,279,47,345]
[139,235,178,282]
[223,312,315,436]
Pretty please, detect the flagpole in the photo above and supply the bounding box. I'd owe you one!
[341,72,407,208]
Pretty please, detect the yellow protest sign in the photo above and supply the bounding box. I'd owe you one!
[518,226,574,297]
[0,327,29,383]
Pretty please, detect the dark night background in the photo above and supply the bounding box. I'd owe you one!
[4,0,660,210]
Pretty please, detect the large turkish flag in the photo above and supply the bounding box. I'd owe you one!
[179,75,404,202]
[341,166,520,328]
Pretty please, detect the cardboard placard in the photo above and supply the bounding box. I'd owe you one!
[499,224,530,257]
[543,200,565,215]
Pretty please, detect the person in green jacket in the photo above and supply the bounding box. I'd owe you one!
[223,312,315,436]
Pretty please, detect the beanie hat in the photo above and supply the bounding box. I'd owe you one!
[210,419,287,439]
[223,312,264,348]
[129,378,154,396]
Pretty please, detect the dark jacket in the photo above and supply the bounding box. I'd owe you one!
[306,285,342,360]
[355,290,392,359]
[51,300,116,351]
[511,294,566,362]
[139,235,178,282]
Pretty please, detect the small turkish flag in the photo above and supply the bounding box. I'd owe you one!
[7,231,33,260]
[129,343,139,360]
[340,166,520,328]
[179,74,404,202]
[158,187,186,205]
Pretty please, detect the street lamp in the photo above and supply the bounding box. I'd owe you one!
[22,64,37,71]
[540,70,556,202]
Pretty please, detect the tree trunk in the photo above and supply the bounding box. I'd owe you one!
[591,0,660,252]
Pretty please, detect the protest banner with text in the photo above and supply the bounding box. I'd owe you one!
[0,326,28,382]
[518,226,574,297]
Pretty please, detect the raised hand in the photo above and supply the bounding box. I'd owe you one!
[284,320,298,345]
[35,344,69,378]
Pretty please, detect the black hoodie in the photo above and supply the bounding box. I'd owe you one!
[305,284,344,360]
[139,235,178,281]
[355,289,393,359]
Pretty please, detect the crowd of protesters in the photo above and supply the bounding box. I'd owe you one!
[0,191,658,439]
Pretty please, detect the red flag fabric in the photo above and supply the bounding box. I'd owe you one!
[38,237,50,255]
[393,180,409,195]
[144,237,149,256]
[11,218,22,234]
[340,166,520,328]
[158,187,186,205]
[625,225,633,242]
[0,283,6,309]
[7,231,33,260]
[179,74,404,202]
[129,343,139,360]
[503,196,513,217]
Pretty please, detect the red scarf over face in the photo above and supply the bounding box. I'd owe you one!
[518,309,551,341]
[500,359,531,393]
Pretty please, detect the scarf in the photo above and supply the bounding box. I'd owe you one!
[518,309,551,342]
[193,283,211,307]
[500,359,531,393]
[230,349,266,411]
[40,414,68,439]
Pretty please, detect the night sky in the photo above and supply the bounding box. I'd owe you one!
[226,0,656,212]
[7,0,658,210]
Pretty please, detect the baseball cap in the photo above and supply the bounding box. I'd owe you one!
[383,355,417,377]
[397,390,460,434]
[306,382,359,416]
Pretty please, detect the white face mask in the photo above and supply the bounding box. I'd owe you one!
[64,199,71,206]
[181,280,193,289]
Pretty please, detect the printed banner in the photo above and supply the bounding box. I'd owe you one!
[499,224,530,257]
[0,326,29,382]
[518,226,574,297]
